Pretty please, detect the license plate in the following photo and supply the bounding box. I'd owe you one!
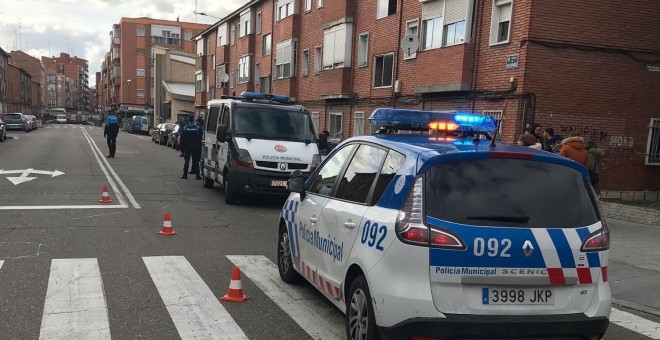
[482,288,554,305]
[271,180,287,187]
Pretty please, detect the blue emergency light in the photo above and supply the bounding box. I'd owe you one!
[369,108,497,134]
[240,91,291,103]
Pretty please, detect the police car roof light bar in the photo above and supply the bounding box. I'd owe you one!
[240,91,291,104]
[369,108,497,135]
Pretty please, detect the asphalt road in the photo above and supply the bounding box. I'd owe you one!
[0,124,657,340]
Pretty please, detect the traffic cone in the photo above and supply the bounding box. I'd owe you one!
[158,212,177,236]
[99,184,113,203]
[220,266,250,303]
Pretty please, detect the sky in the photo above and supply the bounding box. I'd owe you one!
[0,0,248,85]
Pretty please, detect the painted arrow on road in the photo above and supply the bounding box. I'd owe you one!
[0,169,65,185]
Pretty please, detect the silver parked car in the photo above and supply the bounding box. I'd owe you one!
[4,113,30,132]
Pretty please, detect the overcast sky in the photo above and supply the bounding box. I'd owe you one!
[0,0,248,85]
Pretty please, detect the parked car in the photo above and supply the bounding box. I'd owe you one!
[129,116,150,135]
[26,115,38,130]
[152,123,163,143]
[167,124,181,149]
[4,113,29,132]
[156,123,176,145]
[56,114,67,124]
[0,116,7,142]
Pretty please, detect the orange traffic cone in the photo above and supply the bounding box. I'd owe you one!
[220,266,250,303]
[158,212,177,236]
[99,184,113,203]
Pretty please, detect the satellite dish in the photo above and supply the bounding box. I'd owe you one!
[401,34,420,57]
[221,73,229,83]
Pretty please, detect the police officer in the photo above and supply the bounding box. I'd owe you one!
[103,111,120,158]
[180,114,203,179]
[177,119,186,157]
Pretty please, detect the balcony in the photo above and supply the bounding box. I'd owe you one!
[216,45,229,64]
[414,44,474,94]
[319,68,351,99]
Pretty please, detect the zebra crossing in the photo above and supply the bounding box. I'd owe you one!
[0,256,658,340]
[44,125,102,130]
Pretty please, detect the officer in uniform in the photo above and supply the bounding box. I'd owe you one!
[180,114,203,179]
[103,111,120,158]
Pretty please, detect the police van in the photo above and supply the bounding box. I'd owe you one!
[278,108,610,340]
[200,92,320,204]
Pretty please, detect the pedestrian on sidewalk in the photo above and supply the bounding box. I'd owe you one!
[559,131,589,167]
[548,134,564,153]
[586,141,605,197]
[517,133,543,149]
[180,115,203,179]
[530,123,547,150]
[104,112,120,158]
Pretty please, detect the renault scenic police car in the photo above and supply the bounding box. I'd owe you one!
[277,109,610,340]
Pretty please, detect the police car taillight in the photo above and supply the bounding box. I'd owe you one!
[395,177,428,246]
[581,220,610,252]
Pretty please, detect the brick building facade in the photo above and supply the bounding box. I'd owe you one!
[0,48,9,116]
[7,62,32,114]
[42,53,89,112]
[193,0,660,192]
[9,51,46,116]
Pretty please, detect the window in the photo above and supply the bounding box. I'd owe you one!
[229,70,234,88]
[377,0,397,18]
[137,69,145,78]
[373,53,394,88]
[305,0,312,12]
[314,46,322,74]
[217,23,228,46]
[328,112,343,139]
[240,10,251,37]
[256,12,262,34]
[231,25,236,45]
[311,112,319,133]
[335,145,388,203]
[206,106,220,133]
[185,31,193,40]
[323,23,352,70]
[217,64,227,88]
[136,49,145,57]
[483,110,503,137]
[276,39,295,79]
[137,89,145,98]
[317,0,323,8]
[196,73,203,92]
[358,33,369,67]
[422,17,442,50]
[206,75,210,93]
[302,50,310,76]
[404,20,418,59]
[196,38,205,56]
[646,118,660,165]
[353,112,365,136]
[443,20,466,45]
[255,64,260,85]
[443,0,468,45]
[278,0,294,21]
[260,76,271,93]
[238,55,250,83]
[211,55,216,69]
[371,150,406,204]
[490,0,512,45]
[263,34,272,55]
[137,27,145,36]
[310,144,356,196]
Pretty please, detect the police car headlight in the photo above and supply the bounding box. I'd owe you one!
[237,148,253,163]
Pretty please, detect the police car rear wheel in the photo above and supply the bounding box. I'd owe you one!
[278,226,302,283]
[347,276,379,340]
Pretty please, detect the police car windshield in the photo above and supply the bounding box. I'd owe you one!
[424,158,600,228]
[233,107,316,142]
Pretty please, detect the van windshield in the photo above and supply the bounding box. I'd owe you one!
[233,107,317,143]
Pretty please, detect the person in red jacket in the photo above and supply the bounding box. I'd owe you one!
[560,132,589,167]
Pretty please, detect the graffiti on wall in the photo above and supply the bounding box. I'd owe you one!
[559,124,610,143]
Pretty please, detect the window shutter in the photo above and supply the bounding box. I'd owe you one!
[323,31,334,67]
[444,0,467,24]
[333,27,346,64]
[277,40,291,65]
[422,0,444,20]
[499,3,512,23]
[279,0,294,5]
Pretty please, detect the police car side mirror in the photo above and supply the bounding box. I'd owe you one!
[287,170,305,197]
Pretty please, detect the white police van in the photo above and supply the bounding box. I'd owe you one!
[278,108,611,340]
[200,92,320,204]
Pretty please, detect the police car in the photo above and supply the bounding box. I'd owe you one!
[277,108,610,340]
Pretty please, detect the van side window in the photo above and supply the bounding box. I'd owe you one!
[207,106,220,133]
[220,105,230,132]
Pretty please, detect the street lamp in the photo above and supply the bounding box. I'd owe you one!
[125,79,131,118]
[193,11,222,20]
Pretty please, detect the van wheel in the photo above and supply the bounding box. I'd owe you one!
[203,175,214,189]
[346,275,379,340]
[278,225,302,283]
[224,177,236,205]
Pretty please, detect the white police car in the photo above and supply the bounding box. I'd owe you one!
[277,109,610,340]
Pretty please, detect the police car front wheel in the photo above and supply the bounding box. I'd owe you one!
[278,226,302,283]
[347,275,379,340]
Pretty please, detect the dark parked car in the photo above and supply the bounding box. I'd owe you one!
[0,116,7,142]
[167,124,181,149]
[155,123,175,145]
[4,113,29,132]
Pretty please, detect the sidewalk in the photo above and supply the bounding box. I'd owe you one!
[600,201,660,226]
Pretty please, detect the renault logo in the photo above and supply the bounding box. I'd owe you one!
[522,240,534,257]
[279,163,286,171]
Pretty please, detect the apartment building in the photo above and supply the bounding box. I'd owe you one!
[99,17,209,122]
[7,62,32,114]
[153,47,196,123]
[42,53,89,112]
[0,48,8,116]
[193,0,660,193]
[9,51,46,115]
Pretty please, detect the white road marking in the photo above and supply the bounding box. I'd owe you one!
[39,258,111,340]
[0,260,3,270]
[81,127,141,209]
[227,255,344,340]
[143,256,248,340]
[81,127,128,207]
[0,205,128,210]
[611,307,660,339]
[0,169,65,186]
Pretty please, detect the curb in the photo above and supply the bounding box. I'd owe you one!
[600,202,660,226]
[612,298,660,318]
